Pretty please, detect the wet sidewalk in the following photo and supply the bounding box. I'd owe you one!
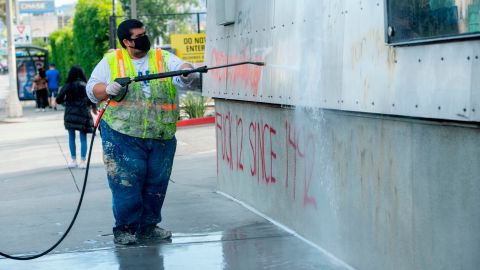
[0,105,349,270]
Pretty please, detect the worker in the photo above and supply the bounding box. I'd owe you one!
[86,19,198,245]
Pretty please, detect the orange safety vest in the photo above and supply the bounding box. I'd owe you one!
[101,48,178,140]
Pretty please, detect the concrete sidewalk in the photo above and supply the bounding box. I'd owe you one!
[0,104,348,269]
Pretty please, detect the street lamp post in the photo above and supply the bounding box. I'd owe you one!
[109,0,117,49]
[131,0,137,19]
[5,0,23,118]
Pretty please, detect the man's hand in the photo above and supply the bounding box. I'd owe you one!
[105,81,123,96]
[180,68,200,85]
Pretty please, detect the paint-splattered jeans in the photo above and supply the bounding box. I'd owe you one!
[100,120,177,231]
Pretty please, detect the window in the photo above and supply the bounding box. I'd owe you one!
[386,0,480,44]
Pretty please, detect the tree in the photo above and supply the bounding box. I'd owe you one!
[73,0,122,77]
[119,0,199,44]
[32,38,49,49]
[49,27,75,83]
[49,0,123,78]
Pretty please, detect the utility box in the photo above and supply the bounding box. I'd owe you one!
[215,0,235,26]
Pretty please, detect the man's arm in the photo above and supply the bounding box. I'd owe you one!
[92,83,109,101]
[167,52,198,88]
[86,58,111,103]
[87,58,124,103]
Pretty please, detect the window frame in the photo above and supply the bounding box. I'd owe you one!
[384,0,480,46]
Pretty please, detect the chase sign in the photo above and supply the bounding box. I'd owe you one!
[19,0,55,14]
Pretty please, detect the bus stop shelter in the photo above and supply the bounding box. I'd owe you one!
[15,46,48,100]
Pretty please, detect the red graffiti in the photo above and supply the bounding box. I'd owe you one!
[217,111,276,184]
[210,48,228,84]
[249,122,257,177]
[224,112,233,170]
[216,112,233,170]
[247,121,276,183]
[260,123,276,183]
[285,121,318,209]
[216,112,221,176]
[209,48,263,95]
[236,115,244,171]
[285,121,297,198]
[216,111,317,209]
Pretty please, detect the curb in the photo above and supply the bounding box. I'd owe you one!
[176,116,215,127]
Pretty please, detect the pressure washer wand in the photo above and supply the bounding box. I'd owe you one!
[120,61,265,86]
[95,61,265,128]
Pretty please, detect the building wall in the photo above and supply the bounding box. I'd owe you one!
[214,99,480,270]
[21,14,58,38]
[204,0,480,122]
[206,1,480,269]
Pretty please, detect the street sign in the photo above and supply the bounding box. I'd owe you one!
[171,33,206,63]
[14,24,32,45]
[18,0,56,14]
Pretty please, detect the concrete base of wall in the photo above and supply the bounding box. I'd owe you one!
[214,99,480,270]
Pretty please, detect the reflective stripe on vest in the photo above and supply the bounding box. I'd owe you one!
[155,49,166,81]
[116,49,126,77]
[115,48,163,78]
[106,101,177,111]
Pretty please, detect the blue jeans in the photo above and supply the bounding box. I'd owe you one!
[99,121,177,231]
[68,129,87,160]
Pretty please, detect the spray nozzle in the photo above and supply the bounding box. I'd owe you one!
[114,77,133,87]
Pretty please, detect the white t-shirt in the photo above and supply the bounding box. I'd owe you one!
[86,51,188,103]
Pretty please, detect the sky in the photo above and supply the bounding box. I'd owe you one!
[54,0,78,7]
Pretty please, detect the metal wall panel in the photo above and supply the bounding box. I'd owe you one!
[204,0,480,122]
[215,100,480,270]
[204,2,230,98]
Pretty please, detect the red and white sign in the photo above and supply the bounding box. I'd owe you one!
[17,24,26,34]
[13,24,31,45]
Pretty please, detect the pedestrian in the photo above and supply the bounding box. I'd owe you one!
[56,65,97,169]
[46,63,61,110]
[86,19,198,245]
[31,67,49,112]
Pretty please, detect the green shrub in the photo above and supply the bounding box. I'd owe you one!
[49,0,123,80]
[182,92,206,119]
[73,0,116,78]
[49,27,75,83]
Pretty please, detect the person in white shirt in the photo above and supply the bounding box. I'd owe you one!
[86,19,198,246]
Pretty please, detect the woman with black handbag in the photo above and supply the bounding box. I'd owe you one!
[56,65,97,169]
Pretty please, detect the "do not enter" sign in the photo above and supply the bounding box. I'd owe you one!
[171,33,206,63]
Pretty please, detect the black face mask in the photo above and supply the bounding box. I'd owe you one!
[129,35,151,52]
